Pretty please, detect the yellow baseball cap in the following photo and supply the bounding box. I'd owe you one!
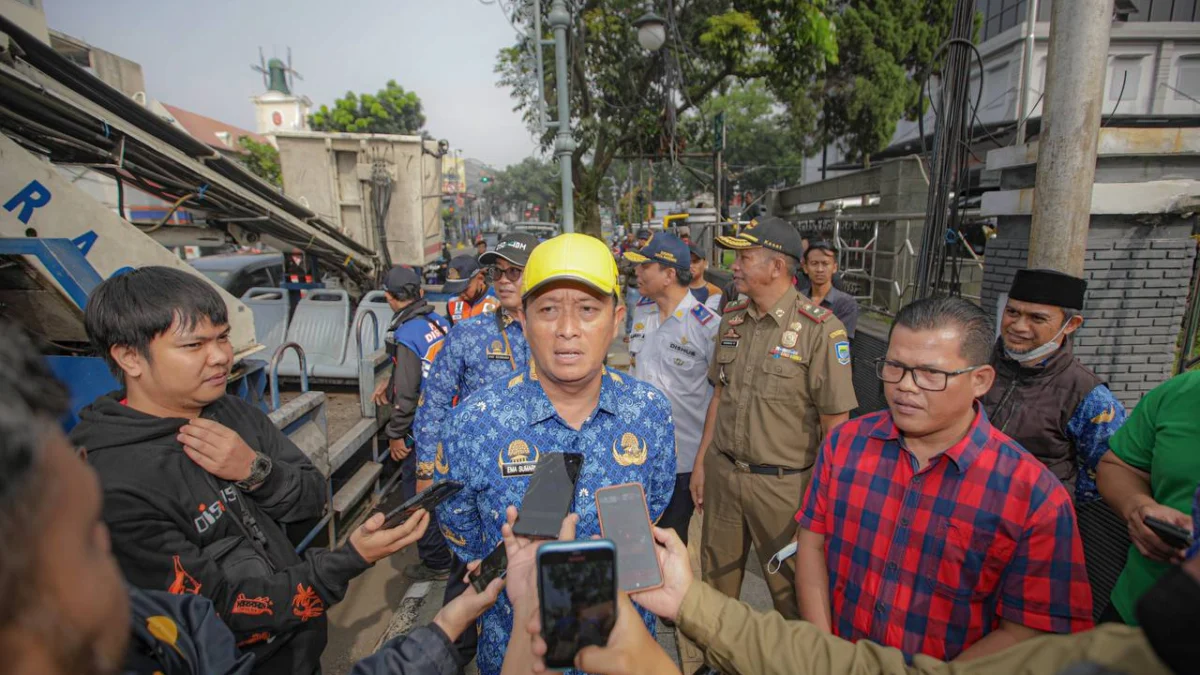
[521,233,620,298]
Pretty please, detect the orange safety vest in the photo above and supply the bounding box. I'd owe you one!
[447,294,500,324]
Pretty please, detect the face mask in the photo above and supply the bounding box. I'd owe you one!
[1003,319,1070,363]
[767,541,798,575]
[1136,565,1200,674]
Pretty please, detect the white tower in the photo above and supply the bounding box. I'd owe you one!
[250,48,311,141]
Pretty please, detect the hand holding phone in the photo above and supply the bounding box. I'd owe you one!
[372,480,463,530]
[537,540,618,670]
[1144,515,1194,551]
[596,483,663,592]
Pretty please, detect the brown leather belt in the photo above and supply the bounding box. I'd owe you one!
[719,451,812,477]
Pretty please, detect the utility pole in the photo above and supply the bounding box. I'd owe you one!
[1028,0,1112,275]
[547,0,576,233]
[713,111,725,221]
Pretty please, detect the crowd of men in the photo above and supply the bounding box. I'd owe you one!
[2,217,1197,675]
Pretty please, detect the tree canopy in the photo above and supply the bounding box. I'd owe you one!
[309,80,426,135]
[236,136,282,187]
[494,0,953,234]
[483,157,560,216]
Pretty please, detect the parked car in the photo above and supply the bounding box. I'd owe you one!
[190,252,284,298]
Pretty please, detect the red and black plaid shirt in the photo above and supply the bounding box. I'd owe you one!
[797,406,1093,661]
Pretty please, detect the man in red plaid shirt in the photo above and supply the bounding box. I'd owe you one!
[796,296,1093,662]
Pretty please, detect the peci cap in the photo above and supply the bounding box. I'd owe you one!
[715,216,804,260]
[1008,268,1088,310]
[384,265,421,295]
[521,233,619,298]
[623,232,690,271]
[479,232,539,268]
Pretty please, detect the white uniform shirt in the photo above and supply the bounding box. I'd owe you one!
[629,291,719,474]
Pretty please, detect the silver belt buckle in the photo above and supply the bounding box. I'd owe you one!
[734,459,751,472]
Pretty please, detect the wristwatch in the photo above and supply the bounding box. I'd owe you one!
[237,452,273,491]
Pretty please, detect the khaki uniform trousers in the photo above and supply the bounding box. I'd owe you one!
[699,449,809,620]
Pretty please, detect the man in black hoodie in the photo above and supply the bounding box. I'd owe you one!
[71,266,432,675]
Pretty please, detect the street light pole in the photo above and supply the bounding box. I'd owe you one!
[548,0,576,233]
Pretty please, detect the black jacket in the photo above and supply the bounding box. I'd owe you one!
[123,586,255,675]
[350,625,460,675]
[73,393,371,675]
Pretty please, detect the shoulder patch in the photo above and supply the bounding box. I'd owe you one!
[690,303,715,326]
[636,295,655,307]
[507,374,525,388]
[724,298,749,313]
[797,302,832,324]
[608,370,624,385]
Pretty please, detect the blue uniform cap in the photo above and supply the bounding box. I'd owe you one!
[623,232,690,271]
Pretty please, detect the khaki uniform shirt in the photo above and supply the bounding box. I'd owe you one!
[707,286,857,469]
[678,581,1170,675]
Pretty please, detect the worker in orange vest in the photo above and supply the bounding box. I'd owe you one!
[444,254,499,325]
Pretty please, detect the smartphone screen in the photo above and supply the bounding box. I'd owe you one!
[514,453,584,539]
[373,480,464,530]
[470,542,508,594]
[537,541,617,670]
[596,483,663,592]
[1145,516,1194,550]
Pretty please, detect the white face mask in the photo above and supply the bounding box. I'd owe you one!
[1004,319,1070,364]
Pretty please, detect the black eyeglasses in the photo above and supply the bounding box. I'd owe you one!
[874,358,982,392]
[487,265,523,282]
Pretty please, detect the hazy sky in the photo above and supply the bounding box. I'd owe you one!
[44,0,542,168]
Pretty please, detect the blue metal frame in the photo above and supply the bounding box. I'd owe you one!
[0,237,103,309]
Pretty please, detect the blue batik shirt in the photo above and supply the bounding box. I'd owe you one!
[435,366,676,675]
[1067,384,1127,502]
[413,309,529,479]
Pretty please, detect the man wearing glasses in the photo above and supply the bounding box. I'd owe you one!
[414,231,539,661]
[798,241,858,340]
[795,296,1092,662]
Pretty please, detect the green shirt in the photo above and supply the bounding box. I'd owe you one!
[1108,369,1200,624]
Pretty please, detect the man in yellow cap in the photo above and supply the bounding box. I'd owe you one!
[693,215,858,620]
[434,233,678,675]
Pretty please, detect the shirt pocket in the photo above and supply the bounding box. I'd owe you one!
[760,358,805,401]
[928,520,1018,602]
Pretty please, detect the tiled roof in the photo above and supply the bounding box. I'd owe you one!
[161,103,268,153]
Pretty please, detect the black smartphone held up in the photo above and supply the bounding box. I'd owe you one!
[537,540,618,671]
[372,480,463,530]
[513,453,584,539]
[596,483,663,593]
[469,541,508,594]
[1144,516,1194,550]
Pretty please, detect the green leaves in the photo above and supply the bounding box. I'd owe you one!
[308,80,427,135]
[236,136,282,187]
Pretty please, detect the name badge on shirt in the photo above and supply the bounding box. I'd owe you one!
[486,340,511,361]
[498,439,540,478]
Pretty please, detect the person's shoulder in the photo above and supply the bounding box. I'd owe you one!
[635,294,655,308]
[705,281,722,295]
[613,370,672,410]
[987,429,1076,510]
[723,296,749,314]
[688,299,718,329]
[795,297,834,324]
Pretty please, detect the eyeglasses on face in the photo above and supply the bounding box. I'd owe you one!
[488,265,524,282]
[874,358,982,392]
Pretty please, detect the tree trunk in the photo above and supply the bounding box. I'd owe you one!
[574,161,605,239]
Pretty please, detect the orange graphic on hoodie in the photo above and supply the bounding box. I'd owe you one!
[291,584,324,621]
[167,555,201,596]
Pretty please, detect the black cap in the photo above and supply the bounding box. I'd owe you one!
[479,232,539,267]
[715,216,803,260]
[688,242,705,261]
[447,255,483,281]
[384,265,421,295]
[1008,268,1087,310]
[635,228,652,240]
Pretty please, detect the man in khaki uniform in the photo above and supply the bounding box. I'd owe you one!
[691,215,858,619]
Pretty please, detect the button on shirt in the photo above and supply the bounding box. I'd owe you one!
[630,292,718,474]
[413,309,528,479]
[436,367,676,675]
[797,407,1094,661]
[708,286,857,469]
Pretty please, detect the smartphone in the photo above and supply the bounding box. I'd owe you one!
[595,483,663,593]
[513,453,584,539]
[1144,516,1194,550]
[372,480,463,530]
[537,540,618,670]
[469,541,508,594]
